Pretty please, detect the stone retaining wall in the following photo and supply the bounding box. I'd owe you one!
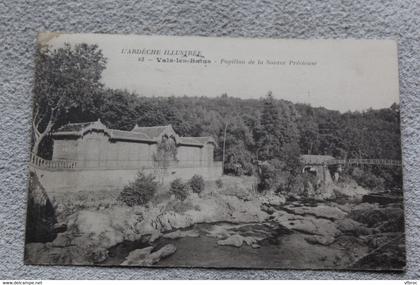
[30,164,223,192]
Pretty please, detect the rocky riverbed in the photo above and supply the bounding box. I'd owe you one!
[25,175,406,270]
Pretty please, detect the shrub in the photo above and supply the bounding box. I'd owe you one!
[224,161,243,176]
[170,178,189,201]
[215,178,223,189]
[351,167,385,190]
[359,172,385,190]
[257,159,284,192]
[189,175,205,194]
[257,159,302,194]
[118,172,158,206]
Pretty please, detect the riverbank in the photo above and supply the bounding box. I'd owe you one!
[24,174,405,270]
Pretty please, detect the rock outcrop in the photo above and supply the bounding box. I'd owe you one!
[332,182,369,202]
[282,205,347,220]
[163,229,200,239]
[271,211,340,238]
[217,234,261,248]
[121,244,176,266]
[26,172,59,243]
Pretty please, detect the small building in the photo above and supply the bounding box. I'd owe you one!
[300,154,335,184]
[51,119,218,171]
[30,120,221,191]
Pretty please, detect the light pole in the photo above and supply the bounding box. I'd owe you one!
[222,121,229,172]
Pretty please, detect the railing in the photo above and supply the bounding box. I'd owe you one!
[30,153,78,169]
[330,159,401,166]
[29,153,222,170]
[310,158,402,167]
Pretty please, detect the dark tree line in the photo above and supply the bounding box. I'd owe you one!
[32,43,402,188]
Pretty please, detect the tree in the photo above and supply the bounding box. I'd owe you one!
[100,89,138,130]
[32,43,107,156]
[153,135,177,182]
[255,92,300,161]
[221,115,255,175]
[256,92,283,160]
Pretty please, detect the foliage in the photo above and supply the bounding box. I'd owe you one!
[100,89,139,130]
[280,142,302,174]
[257,159,285,192]
[255,92,300,161]
[189,175,205,194]
[257,157,306,194]
[351,167,385,190]
[170,178,189,201]
[118,172,158,206]
[153,135,178,170]
[215,178,223,189]
[32,43,107,157]
[255,92,283,159]
[300,172,319,197]
[222,115,255,175]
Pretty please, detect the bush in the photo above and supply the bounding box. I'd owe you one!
[359,172,385,190]
[257,159,284,192]
[215,178,223,189]
[189,175,205,194]
[351,167,385,190]
[224,161,243,176]
[257,159,303,194]
[170,178,189,201]
[118,172,158,206]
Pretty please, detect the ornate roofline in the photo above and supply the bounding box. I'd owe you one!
[52,121,217,147]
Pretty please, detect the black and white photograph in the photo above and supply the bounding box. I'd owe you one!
[25,33,405,271]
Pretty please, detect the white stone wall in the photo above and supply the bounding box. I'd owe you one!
[32,162,223,193]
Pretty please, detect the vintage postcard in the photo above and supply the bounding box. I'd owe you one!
[25,33,405,270]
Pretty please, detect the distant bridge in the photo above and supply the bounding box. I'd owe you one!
[300,155,402,183]
[300,155,401,168]
[327,158,402,167]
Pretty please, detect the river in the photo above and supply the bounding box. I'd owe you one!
[104,220,368,269]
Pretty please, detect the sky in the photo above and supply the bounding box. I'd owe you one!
[41,33,400,113]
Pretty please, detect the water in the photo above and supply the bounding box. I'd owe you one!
[102,192,405,268]
[105,221,365,269]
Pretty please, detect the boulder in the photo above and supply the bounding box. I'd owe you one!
[333,182,369,202]
[272,211,340,238]
[149,231,162,243]
[121,246,153,265]
[163,229,200,239]
[336,218,374,236]
[304,235,335,246]
[349,203,404,229]
[283,205,347,220]
[334,203,352,213]
[217,234,260,248]
[217,235,244,247]
[259,194,286,207]
[121,244,176,266]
